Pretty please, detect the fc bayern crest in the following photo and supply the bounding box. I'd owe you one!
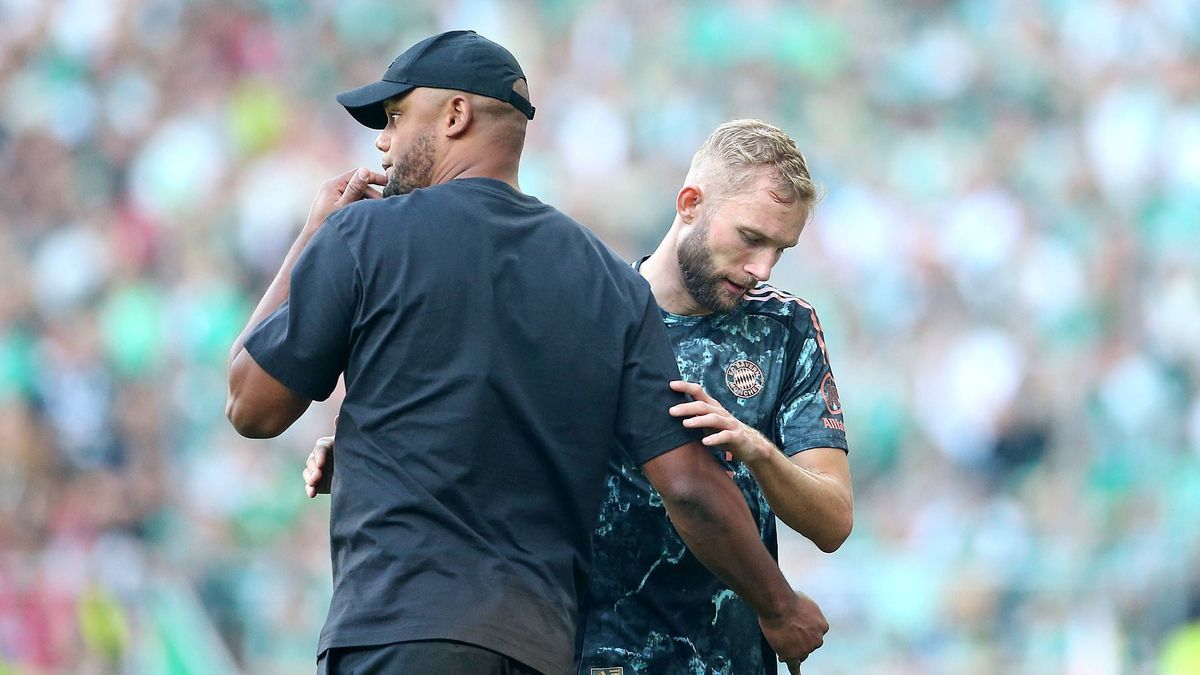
[725,359,765,398]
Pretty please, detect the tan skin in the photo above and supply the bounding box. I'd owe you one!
[643,175,855,554]
[232,89,827,670]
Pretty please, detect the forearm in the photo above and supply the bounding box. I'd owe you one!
[228,225,319,366]
[229,167,382,366]
[225,225,320,436]
[646,446,794,620]
[744,443,853,553]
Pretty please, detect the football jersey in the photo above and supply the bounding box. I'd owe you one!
[579,274,849,675]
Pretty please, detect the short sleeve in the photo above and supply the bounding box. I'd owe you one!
[243,223,358,401]
[615,292,705,465]
[776,309,849,455]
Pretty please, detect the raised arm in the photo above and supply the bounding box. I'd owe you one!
[226,168,384,438]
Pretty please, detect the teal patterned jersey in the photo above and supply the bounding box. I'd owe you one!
[578,278,849,675]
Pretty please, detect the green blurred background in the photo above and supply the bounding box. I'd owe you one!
[1,0,1198,673]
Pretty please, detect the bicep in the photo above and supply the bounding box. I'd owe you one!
[642,440,722,492]
[227,348,312,437]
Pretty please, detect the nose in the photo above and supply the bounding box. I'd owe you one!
[375,132,389,153]
[745,253,773,284]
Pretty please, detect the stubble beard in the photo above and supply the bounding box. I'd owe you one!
[383,132,436,197]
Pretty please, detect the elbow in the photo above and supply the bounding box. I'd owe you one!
[814,506,854,553]
[656,475,718,526]
[226,393,286,439]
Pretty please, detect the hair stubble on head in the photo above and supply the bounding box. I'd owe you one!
[688,119,821,221]
[466,78,530,154]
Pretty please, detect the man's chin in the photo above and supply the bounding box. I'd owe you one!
[701,289,742,314]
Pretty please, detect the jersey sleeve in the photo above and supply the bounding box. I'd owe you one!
[775,305,849,455]
[242,221,358,401]
[615,291,704,465]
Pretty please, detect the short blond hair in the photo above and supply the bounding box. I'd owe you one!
[690,119,818,207]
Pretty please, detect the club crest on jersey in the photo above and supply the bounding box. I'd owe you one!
[725,359,765,398]
[821,372,842,414]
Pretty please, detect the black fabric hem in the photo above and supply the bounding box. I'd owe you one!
[242,336,336,402]
[628,427,706,466]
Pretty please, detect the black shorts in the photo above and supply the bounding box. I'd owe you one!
[317,639,543,675]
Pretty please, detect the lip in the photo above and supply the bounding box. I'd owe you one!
[722,279,747,296]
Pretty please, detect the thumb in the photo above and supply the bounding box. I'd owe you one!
[339,168,369,203]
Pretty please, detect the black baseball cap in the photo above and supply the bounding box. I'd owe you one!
[336,30,535,129]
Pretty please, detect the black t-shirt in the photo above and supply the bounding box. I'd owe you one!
[243,178,698,674]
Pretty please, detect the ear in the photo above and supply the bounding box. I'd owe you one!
[444,95,472,139]
[676,185,702,223]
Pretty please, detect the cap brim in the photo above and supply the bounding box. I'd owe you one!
[336,80,415,129]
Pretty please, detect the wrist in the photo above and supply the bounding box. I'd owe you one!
[738,427,774,466]
[758,581,797,621]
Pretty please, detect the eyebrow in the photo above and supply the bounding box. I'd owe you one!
[741,226,797,249]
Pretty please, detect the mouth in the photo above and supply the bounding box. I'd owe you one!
[722,279,750,296]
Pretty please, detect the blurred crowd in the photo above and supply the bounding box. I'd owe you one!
[1,0,1198,673]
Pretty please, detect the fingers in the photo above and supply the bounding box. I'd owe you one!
[311,436,334,467]
[681,412,735,431]
[701,430,736,446]
[336,168,372,206]
[669,400,717,418]
[360,170,387,200]
[303,435,334,498]
[303,465,321,498]
[787,662,801,675]
[669,379,717,404]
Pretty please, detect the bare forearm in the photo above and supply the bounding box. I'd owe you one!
[228,167,383,366]
[645,446,794,620]
[228,226,318,366]
[745,447,853,553]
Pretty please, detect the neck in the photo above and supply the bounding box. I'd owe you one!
[431,143,522,191]
[641,219,711,316]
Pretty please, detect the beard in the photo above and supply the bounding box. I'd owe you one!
[677,214,752,314]
[382,132,436,197]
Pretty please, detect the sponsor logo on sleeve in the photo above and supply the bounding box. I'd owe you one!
[590,669,624,675]
[820,372,842,415]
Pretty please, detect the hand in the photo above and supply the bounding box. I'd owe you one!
[303,435,335,497]
[669,380,770,463]
[758,590,828,674]
[303,167,388,233]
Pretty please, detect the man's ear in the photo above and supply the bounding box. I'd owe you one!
[676,185,703,223]
[445,95,472,139]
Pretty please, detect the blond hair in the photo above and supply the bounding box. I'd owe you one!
[690,119,819,208]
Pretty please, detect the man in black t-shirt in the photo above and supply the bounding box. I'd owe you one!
[226,30,826,675]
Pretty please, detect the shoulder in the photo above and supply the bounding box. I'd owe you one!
[324,187,465,252]
[742,283,825,336]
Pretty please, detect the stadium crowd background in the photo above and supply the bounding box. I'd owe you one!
[1,0,1198,673]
